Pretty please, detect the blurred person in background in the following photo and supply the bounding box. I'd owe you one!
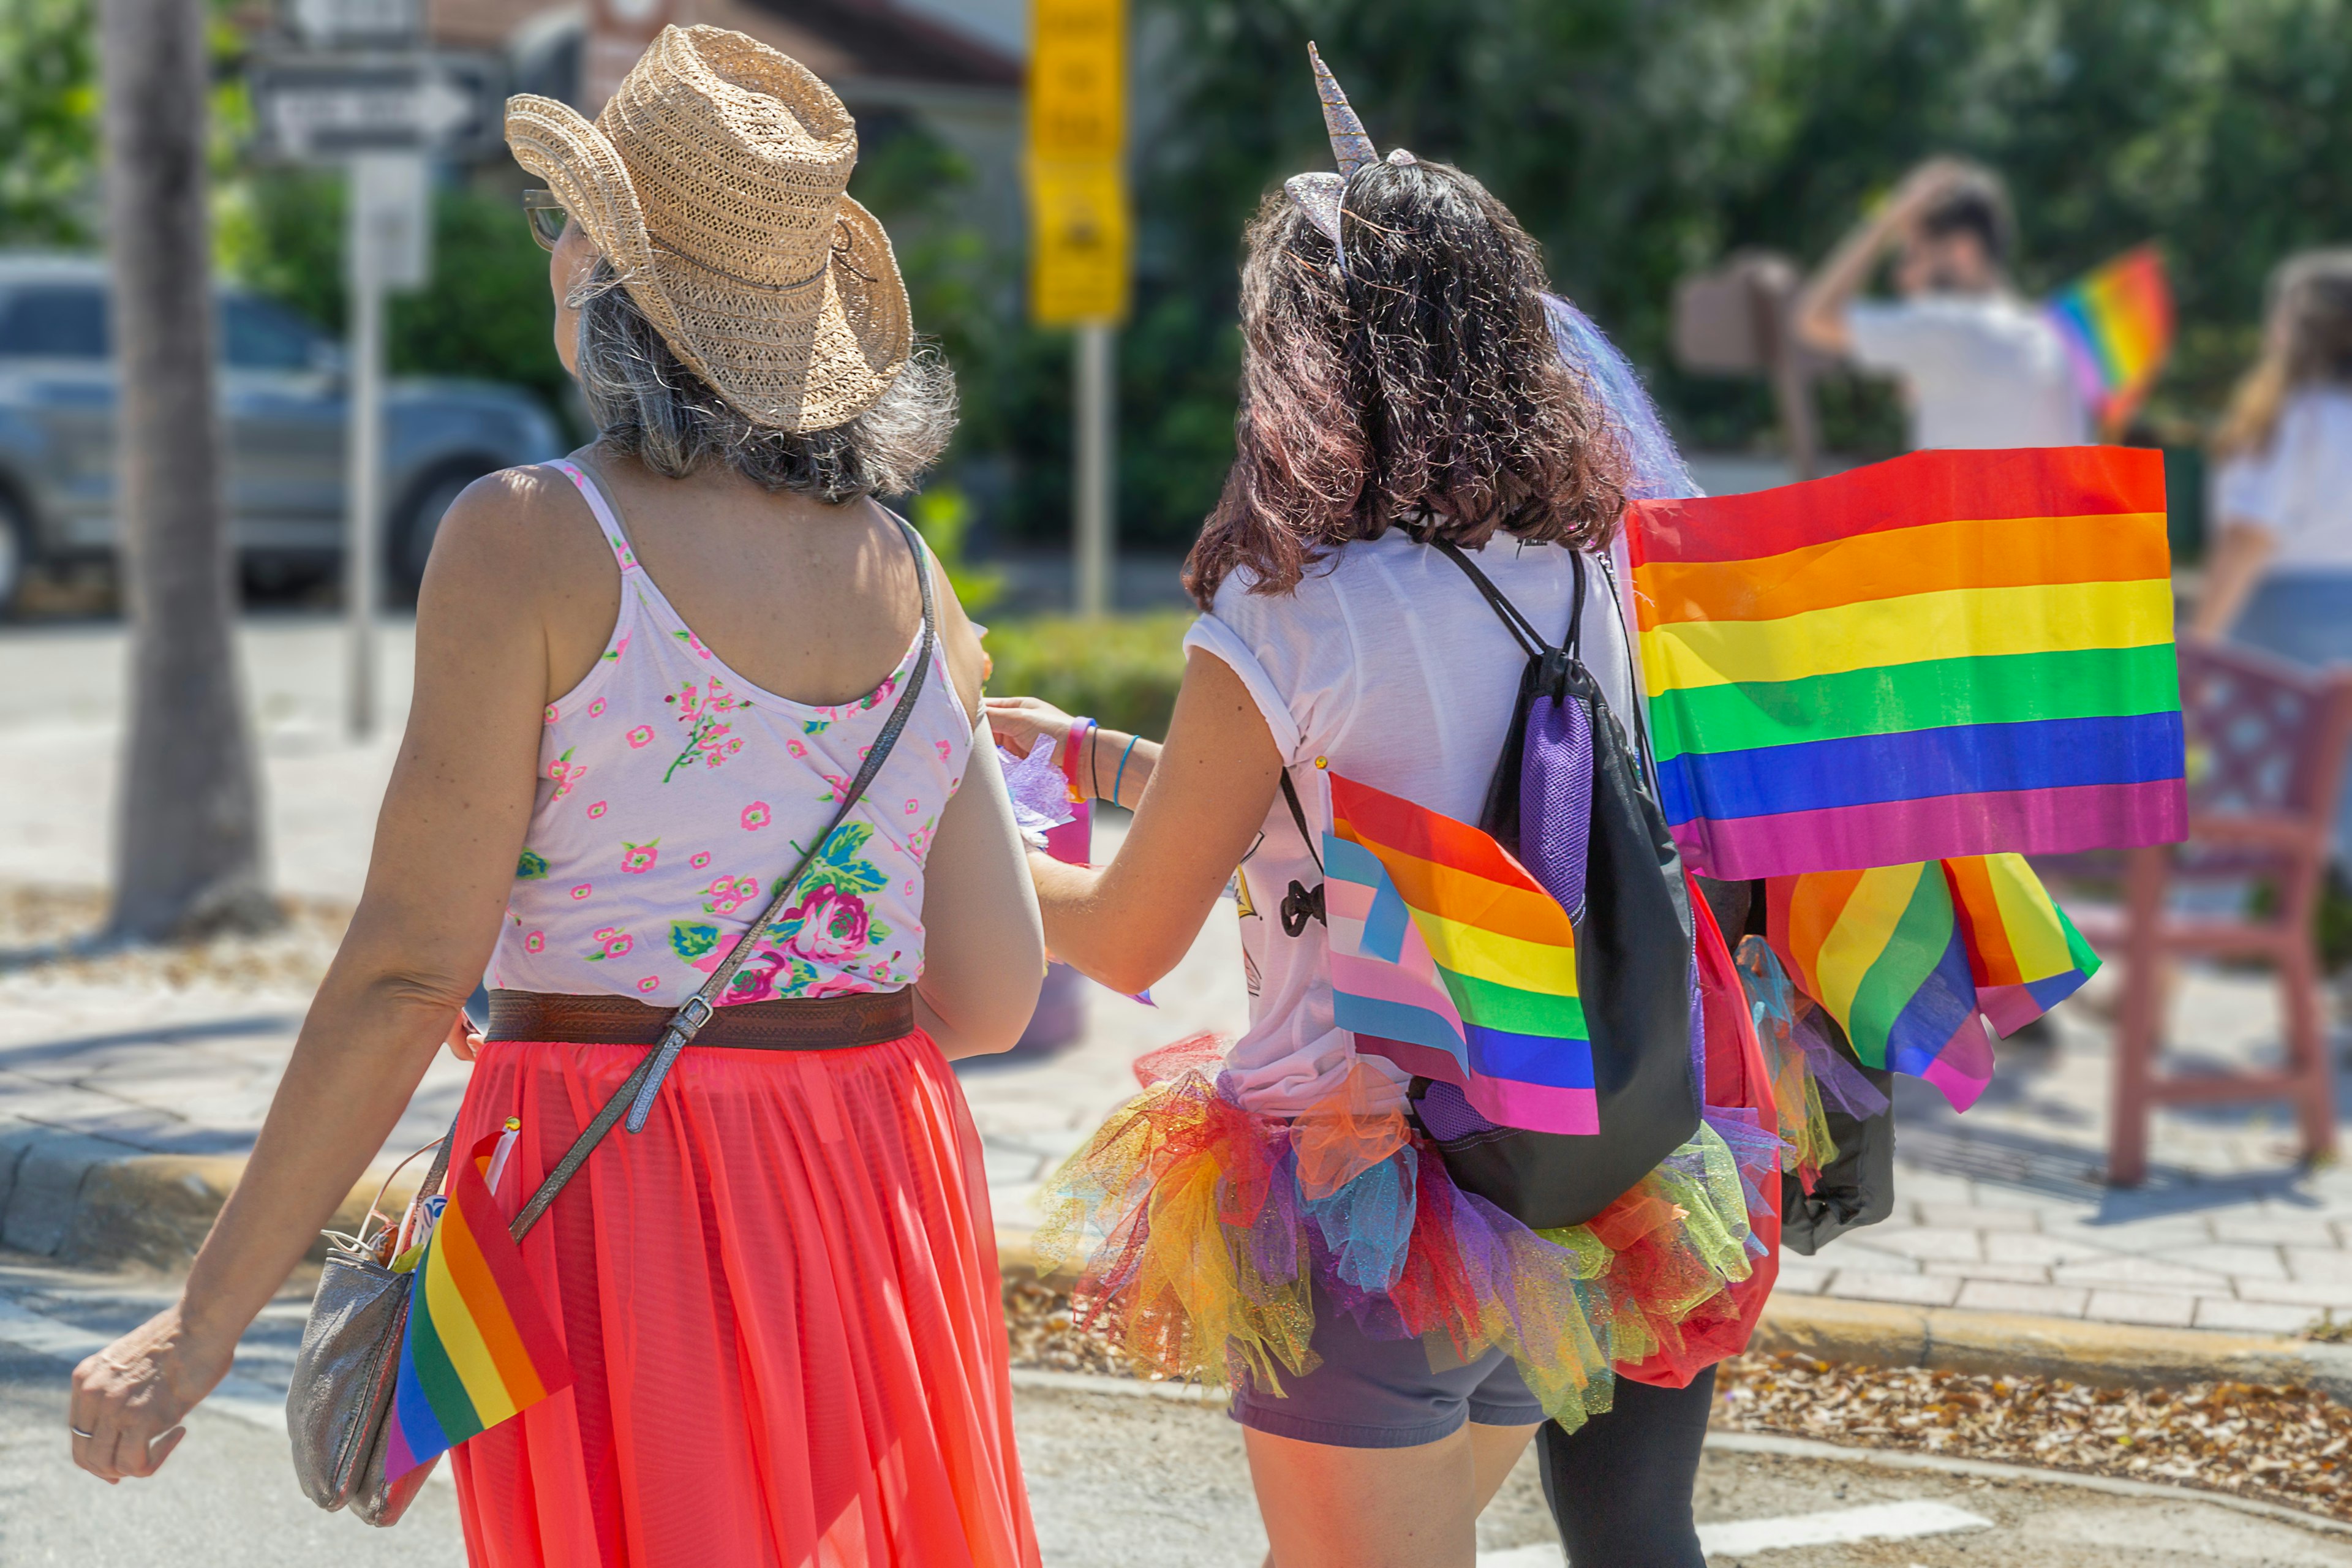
[1796,157,2090,451]
[67,27,1046,1566]
[2193,250,2352,856]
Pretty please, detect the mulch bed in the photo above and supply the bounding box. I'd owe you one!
[1002,1280,2352,1523]
[1717,1352,2352,1522]
[1003,1275,1134,1378]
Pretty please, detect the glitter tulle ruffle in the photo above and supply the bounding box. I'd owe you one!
[1034,1041,1779,1433]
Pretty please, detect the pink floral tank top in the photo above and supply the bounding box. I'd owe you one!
[488,460,973,1005]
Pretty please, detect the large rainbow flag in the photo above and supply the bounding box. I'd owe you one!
[1766,853,2100,1110]
[2047,246,2174,437]
[382,1130,572,1480]
[1626,447,2187,882]
[1323,771,1597,1135]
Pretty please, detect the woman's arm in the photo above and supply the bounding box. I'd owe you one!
[982,696,1162,810]
[1794,158,1971,356]
[69,475,558,1482]
[914,709,1047,1058]
[1023,651,1283,998]
[2188,519,2277,640]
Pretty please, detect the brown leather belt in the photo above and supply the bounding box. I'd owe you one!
[486,988,914,1050]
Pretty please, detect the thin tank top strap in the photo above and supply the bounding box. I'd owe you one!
[550,458,641,576]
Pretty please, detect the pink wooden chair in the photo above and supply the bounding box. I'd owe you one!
[2063,638,2352,1186]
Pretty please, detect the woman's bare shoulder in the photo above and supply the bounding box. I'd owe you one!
[418,459,612,610]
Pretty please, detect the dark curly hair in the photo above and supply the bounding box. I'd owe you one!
[1183,158,1628,608]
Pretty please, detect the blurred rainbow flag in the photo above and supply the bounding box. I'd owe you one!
[1766,854,2099,1110]
[383,1131,571,1480]
[1626,447,2187,882]
[1324,772,1597,1136]
[2047,246,2174,436]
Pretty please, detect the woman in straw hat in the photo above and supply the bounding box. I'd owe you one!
[69,25,1046,1565]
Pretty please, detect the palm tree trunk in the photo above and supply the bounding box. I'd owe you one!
[100,0,272,940]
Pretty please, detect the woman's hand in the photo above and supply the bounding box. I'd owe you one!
[69,1303,232,1483]
[984,695,1078,765]
[442,1006,484,1063]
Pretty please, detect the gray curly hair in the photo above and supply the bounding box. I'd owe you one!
[571,259,957,500]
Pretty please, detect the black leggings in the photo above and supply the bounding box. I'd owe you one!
[1536,1366,1714,1567]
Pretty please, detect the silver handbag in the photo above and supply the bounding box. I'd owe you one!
[285,510,937,1525]
[287,1135,452,1526]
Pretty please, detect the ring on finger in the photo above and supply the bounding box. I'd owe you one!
[70,1425,96,1439]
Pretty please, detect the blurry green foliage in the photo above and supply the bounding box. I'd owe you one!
[218,170,571,415]
[15,0,2352,550]
[0,0,100,245]
[981,612,1193,740]
[909,484,1006,615]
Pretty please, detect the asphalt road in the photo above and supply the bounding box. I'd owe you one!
[6,1253,2352,1566]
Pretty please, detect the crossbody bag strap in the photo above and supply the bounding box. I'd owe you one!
[507,513,938,1243]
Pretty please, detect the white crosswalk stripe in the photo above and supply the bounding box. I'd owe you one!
[1477,1498,1992,1564]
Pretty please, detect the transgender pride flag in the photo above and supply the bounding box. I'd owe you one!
[1323,772,1598,1136]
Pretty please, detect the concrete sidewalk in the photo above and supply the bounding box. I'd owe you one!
[5,616,2352,1346]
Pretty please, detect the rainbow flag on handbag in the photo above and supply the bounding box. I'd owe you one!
[382,1130,572,1480]
[1626,447,2187,882]
[2047,246,2174,437]
[1765,854,2099,1110]
[1322,771,1597,1135]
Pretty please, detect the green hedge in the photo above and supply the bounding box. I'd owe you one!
[981,612,1193,741]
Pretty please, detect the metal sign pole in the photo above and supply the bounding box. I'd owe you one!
[1074,323,1115,617]
[343,159,386,738]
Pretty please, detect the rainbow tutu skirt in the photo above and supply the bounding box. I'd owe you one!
[1035,1038,1782,1432]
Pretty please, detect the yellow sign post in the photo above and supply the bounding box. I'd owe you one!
[1028,0,1128,326]
[1029,0,1127,615]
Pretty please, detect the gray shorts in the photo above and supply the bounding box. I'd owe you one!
[1229,1290,1546,1449]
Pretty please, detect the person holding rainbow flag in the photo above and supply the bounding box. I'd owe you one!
[993,50,2184,1568]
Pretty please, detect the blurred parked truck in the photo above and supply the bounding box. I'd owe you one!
[0,254,564,613]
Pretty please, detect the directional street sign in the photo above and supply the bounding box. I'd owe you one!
[282,0,421,50]
[247,53,505,164]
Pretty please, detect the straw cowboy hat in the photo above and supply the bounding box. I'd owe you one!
[505,25,911,432]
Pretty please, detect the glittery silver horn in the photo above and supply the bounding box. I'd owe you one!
[1308,43,1378,176]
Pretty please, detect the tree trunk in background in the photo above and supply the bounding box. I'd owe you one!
[100,0,273,940]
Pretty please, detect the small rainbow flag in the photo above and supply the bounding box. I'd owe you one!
[1945,853,2105,1037]
[1626,447,2187,882]
[1323,771,1597,1135]
[2047,246,2174,436]
[1765,854,2099,1110]
[382,1130,571,1480]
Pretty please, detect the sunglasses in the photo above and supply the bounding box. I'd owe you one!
[522,189,571,251]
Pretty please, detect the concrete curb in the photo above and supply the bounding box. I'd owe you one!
[1000,1228,2352,1401]
[0,1119,421,1272]
[1751,1292,2352,1403]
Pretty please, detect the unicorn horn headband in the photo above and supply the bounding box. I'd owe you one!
[1284,43,1415,254]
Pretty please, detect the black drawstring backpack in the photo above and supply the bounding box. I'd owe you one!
[1278,543,1700,1231]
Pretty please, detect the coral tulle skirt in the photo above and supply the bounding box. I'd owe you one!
[445,1030,1040,1568]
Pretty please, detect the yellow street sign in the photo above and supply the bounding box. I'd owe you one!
[1028,0,1128,326]
[1030,159,1129,325]
[1029,0,1123,160]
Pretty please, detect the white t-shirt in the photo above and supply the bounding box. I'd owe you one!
[1183,530,1638,1117]
[2213,387,2352,575]
[1847,294,2092,451]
